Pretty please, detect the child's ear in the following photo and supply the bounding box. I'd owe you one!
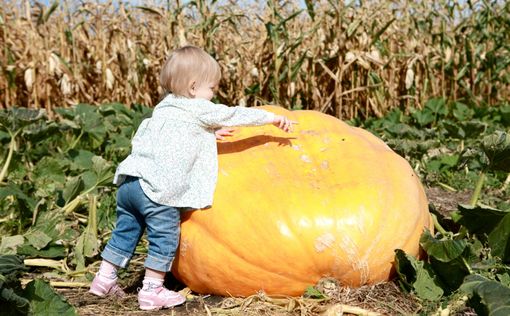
[188,81,196,97]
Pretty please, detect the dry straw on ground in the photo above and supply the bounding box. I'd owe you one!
[59,280,423,316]
[1,0,509,119]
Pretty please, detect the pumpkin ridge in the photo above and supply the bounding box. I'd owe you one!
[179,212,313,285]
[275,204,330,282]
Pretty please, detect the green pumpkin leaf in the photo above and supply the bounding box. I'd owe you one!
[63,176,84,204]
[59,118,80,130]
[91,156,114,187]
[100,103,134,128]
[0,108,45,133]
[106,134,131,152]
[0,184,36,210]
[0,255,29,314]
[425,97,448,116]
[22,120,60,143]
[0,130,9,141]
[429,257,470,292]
[442,120,466,139]
[80,156,114,192]
[460,274,510,316]
[412,108,435,127]
[73,196,99,270]
[0,285,30,315]
[454,204,510,238]
[74,230,98,271]
[499,105,510,126]
[76,229,98,259]
[488,212,510,262]
[81,170,97,192]
[394,249,444,301]
[75,104,107,147]
[68,149,94,171]
[17,244,66,259]
[33,157,66,186]
[24,230,52,251]
[482,131,510,172]
[420,230,467,262]
[0,236,25,255]
[460,120,487,138]
[452,102,474,121]
[54,107,75,120]
[0,254,27,275]
[498,273,510,287]
[24,280,77,316]
[31,210,72,242]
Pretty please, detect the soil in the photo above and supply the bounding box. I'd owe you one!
[425,186,471,217]
[57,186,476,316]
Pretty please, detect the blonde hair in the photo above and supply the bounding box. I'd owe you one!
[160,46,221,97]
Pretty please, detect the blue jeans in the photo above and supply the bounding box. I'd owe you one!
[101,176,181,272]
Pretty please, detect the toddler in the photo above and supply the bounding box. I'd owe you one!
[88,45,295,310]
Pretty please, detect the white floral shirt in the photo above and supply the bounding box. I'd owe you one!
[114,94,275,209]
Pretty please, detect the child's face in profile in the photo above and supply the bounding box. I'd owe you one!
[194,81,218,101]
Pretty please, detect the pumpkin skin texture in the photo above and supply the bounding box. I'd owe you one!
[172,106,432,297]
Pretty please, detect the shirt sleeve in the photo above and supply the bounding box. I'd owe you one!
[193,100,275,129]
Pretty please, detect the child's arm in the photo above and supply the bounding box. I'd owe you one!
[194,101,295,131]
[214,116,294,140]
[197,102,274,127]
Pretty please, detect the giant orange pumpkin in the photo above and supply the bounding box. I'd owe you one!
[172,106,431,297]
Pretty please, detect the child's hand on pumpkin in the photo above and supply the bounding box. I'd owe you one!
[273,115,297,133]
[215,127,235,140]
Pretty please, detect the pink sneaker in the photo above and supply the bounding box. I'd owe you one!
[138,287,186,310]
[88,274,125,297]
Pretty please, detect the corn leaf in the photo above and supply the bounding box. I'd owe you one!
[369,18,395,47]
[42,1,60,24]
[303,0,315,20]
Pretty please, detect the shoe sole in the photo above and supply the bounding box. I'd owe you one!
[140,305,163,311]
[139,298,186,310]
[88,289,106,297]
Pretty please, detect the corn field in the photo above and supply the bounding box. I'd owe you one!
[1,0,509,119]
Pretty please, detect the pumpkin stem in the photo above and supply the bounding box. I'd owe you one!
[469,171,486,206]
[0,130,19,184]
[431,213,448,236]
[501,172,510,192]
[461,257,474,275]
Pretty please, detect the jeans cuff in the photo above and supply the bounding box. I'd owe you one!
[144,253,173,272]
[101,245,132,268]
